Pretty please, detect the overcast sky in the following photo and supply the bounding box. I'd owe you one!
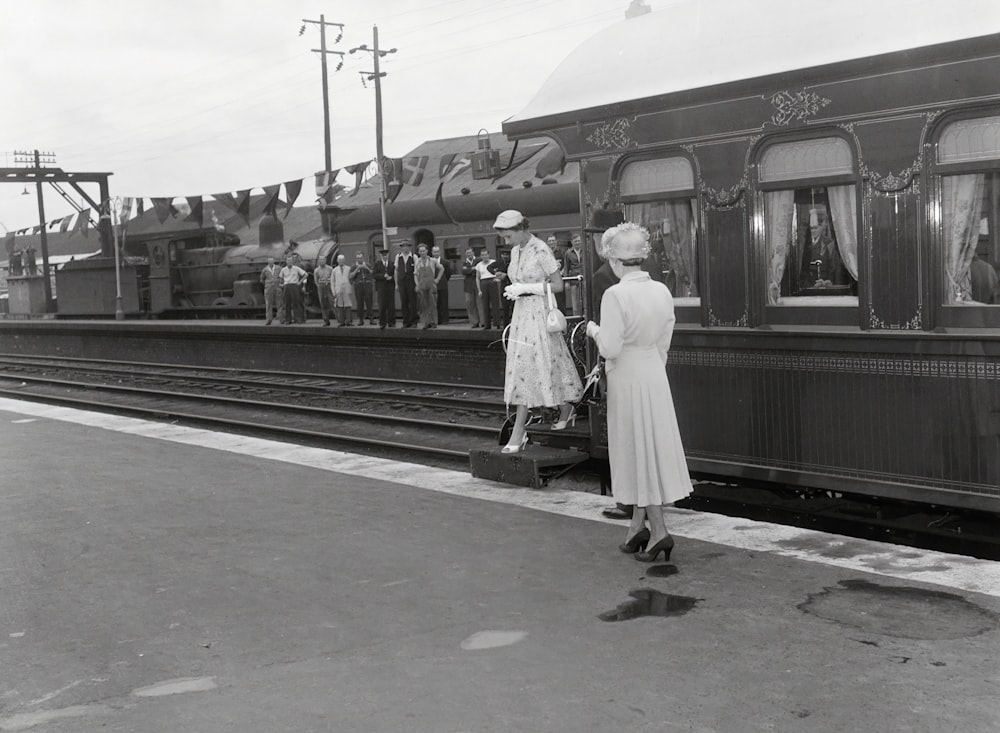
[0,0,628,231]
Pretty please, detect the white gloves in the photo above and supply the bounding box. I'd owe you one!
[585,321,600,339]
[503,282,546,300]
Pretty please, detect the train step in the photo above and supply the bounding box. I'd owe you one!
[468,444,589,489]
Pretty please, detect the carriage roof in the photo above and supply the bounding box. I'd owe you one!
[505,0,1000,133]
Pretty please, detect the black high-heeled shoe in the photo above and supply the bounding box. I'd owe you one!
[618,527,650,554]
[634,534,675,562]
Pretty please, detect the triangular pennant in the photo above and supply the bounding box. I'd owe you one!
[261,185,281,216]
[234,189,252,228]
[211,192,239,213]
[151,197,172,224]
[31,225,41,234]
[401,156,429,186]
[185,196,203,225]
[59,214,74,232]
[344,161,371,195]
[438,153,457,179]
[48,219,60,230]
[282,179,303,219]
[314,169,339,198]
[534,146,567,179]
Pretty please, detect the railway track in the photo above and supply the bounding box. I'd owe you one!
[0,355,506,465]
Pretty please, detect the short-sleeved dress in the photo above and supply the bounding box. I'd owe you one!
[594,271,692,506]
[504,236,583,407]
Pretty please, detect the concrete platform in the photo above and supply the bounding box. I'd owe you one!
[1,396,999,732]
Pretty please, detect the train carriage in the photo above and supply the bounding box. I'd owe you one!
[502,0,1000,513]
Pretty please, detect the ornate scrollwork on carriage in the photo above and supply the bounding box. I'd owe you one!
[869,306,922,330]
[701,181,746,209]
[585,118,637,151]
[768,90,832,126]
[707,308,749,327]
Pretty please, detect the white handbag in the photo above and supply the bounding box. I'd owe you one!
[544,282,567,333]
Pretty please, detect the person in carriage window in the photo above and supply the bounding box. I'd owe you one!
[798,205,849,290]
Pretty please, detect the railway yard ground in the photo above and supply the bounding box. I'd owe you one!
[2,397,1000,733]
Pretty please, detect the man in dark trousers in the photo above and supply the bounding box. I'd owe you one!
[394,239,418,327]
[589,224,630,521]
[460,247,480,327]
[431,245,452,324]
[373,247,395,329]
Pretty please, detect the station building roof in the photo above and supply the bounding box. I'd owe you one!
[505,0,1000,132]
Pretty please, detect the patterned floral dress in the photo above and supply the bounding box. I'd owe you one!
[504,236,583,407]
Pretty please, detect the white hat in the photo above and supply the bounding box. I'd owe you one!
[493,210,524,229]
[599,222,652,262]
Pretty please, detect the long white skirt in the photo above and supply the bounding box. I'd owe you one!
[607,347,692,507]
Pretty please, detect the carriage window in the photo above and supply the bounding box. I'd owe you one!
[620,157,700,303]
[760,138,858,305]
[937,115,1000,307]
[940,173,1000,305]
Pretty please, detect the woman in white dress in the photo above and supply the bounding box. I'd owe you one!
[586,223,693,562]
[495,209,583,453]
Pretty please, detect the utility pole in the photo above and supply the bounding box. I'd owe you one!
[351,27,397,250]
[13,149,57,311]
[302,15,345,174]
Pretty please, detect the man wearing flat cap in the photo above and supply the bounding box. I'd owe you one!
[394,239,418,327]
[373,247,396,329]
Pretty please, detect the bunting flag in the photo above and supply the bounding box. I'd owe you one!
[119,197,134,223]
[438,153,457,179]
[185,196,203,225]
[151,197,173,224]
[31,225,41,234]
[75,209,91,238]
[314,169,340,199]
[233,189,252,228]
[282,179,303,218]
[211,192,238,213]
[137,198,145,216]
[261,184,281,216]
[380,156,403,184]
[3,231,14,255]
[401,156,429,186]
[59,214,74,232]
[534,146,567,179]
[433,182,460,225]
[344,160,370,196]
[48,219,60,230]
[441,155,472,183]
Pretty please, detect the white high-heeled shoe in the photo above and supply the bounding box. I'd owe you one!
[501,434,528,454]
[551,408,577,431]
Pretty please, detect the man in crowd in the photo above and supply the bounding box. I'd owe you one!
[373,246,395,329]
[431,245,451,325]
[394,240,418,327]
[278,254,307,325]
[350,251,375,325]
[475,248,503,330]
[313,257,334,326]
[563,234,584,316]
[331,253,354,326]
[460,247,480,327]
[259,256,281,324]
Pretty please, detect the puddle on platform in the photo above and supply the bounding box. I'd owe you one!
[598,588,701,622]
[131,676,217,697]
[0,704,111,731]
[799,579,999,640]
[460,630,528,650]
[644,564,679,578]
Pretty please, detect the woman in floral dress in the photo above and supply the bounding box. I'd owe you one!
[494,209,582,453]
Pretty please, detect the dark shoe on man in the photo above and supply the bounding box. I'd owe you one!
[601,504,634,520]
